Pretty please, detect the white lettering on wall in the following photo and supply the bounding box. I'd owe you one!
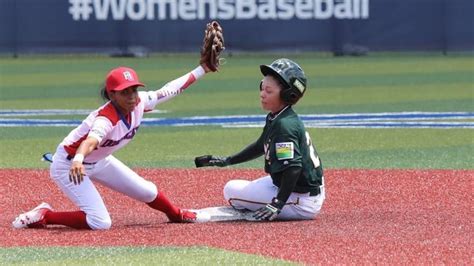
[69,0,370,21]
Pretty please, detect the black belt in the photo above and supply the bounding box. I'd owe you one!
[66,155,96,165]
[309,187,320,196]
[294,186,320,196]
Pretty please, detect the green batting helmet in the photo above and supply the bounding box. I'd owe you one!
[260,58,307,105]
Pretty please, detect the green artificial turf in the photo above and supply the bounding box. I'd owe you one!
[0,53,473,169]
[0,246,297,265]
[0,127,472,169]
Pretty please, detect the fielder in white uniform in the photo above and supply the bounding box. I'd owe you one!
[13,64,211,230]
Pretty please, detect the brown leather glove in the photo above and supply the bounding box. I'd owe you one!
[199,21,225,72]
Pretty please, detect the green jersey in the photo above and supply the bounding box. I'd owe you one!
[256,106,323,195]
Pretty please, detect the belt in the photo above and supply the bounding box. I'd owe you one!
[309,187,320,196]
[66,155,96,165]
[294,186,320,197]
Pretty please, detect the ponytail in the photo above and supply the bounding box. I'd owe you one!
[100,85,110,102]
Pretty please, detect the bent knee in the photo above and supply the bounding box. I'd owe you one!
[86,214,112,230]
[223,179,247,201]
[135,181,158,203]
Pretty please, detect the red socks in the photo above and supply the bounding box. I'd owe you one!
[42,191,180,228]
[147,191,181,221]
[44,210,91,230]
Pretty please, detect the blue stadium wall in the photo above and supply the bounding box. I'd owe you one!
[0,0,473,54]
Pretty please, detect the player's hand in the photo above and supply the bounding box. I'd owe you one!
[201,63,212,73]
[194,155,230,167]
[253,198,284,221]
[69,162,85,185]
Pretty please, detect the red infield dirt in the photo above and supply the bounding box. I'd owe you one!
[1,168,472,264]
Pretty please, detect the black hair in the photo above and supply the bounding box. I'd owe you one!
[260,74,287,91]
[100,85,110,102]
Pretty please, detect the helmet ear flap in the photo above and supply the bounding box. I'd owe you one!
[262,76,299,104]
[280,88,299,105]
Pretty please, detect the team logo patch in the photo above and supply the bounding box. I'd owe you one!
[293,79,305,93]
[90,128,105,139]
[123,71,134,81]
[275,142,294,160]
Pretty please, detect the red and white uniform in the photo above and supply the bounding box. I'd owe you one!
[50,66,205,230]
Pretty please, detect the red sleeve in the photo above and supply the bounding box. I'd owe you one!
[97,102,120,126]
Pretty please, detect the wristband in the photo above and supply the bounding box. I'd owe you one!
[271,198,285,210]
[192,65,206,79]
[72,154,84,163]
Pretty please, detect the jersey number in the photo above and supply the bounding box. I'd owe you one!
[305,131,320,168]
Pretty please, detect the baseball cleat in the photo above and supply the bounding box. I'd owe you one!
[12,202,52,229]
[172,209,210,223]
[42,152,53,163]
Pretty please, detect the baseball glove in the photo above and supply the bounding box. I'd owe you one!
[194,155,230,168]
[200,21,225,72]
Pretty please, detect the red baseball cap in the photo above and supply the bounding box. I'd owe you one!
[105,66,145,92]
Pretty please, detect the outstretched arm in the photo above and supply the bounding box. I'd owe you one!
[142,64,210,112]
[228,141,264,165]
[145,20,223,110]
[153,65,209,106]
[195,141,264,167]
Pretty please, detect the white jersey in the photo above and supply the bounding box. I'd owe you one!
[59,66,205,163]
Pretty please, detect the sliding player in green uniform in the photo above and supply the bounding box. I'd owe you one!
[195,58,325,221]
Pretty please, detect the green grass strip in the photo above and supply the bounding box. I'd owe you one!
[0,127,472,169]
[0,246,297,265]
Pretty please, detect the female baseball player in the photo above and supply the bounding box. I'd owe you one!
[12,63,214,230]
[195,58,325,221]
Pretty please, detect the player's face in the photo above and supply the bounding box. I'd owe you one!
[110,86,138,114]
[260,75,286,113]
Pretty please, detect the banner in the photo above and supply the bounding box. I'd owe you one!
[0,0,472,54]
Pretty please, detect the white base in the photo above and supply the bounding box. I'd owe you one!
[196,206,257,222]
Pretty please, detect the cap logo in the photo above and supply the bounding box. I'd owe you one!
[293,79,305,93]
[123,71,134,81]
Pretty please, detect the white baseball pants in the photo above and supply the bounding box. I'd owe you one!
[50,146,158,230]
[223,175,325,220]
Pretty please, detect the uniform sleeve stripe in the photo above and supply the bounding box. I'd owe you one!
[180,74,196,92]
[64,133,89,156]
[97,102,120,126]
